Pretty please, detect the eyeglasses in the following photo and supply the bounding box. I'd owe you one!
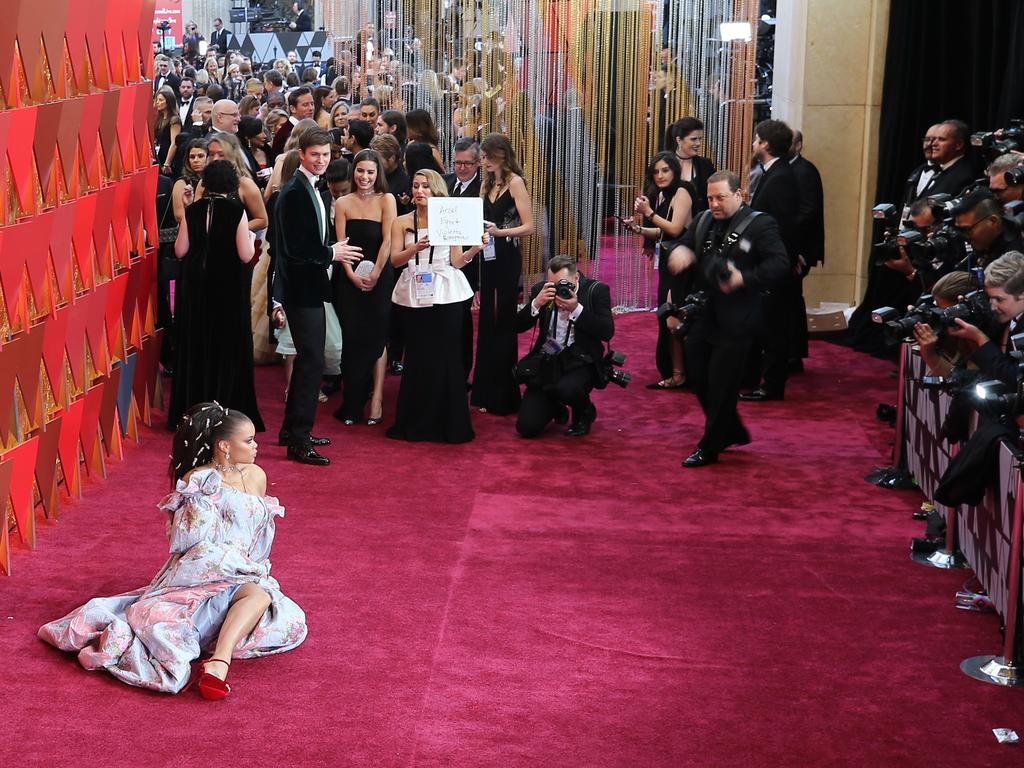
[955,217,992,234]
[453,160,478,167]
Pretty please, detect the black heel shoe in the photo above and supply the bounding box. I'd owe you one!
[367,399,384,426]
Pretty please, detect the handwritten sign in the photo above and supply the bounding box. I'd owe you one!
[427,197,484,246]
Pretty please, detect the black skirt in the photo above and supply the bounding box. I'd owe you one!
[386,302,474,443]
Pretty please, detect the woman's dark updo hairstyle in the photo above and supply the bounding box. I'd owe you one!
[351,149,390,194]
[170,402,251,482]
[667,116,705,149]
[643,150,682,202]
[202,159,239,195]
[404,141,444,176]
[237,115,265,142]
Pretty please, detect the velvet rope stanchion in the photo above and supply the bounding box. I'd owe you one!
[961,467,1024,687]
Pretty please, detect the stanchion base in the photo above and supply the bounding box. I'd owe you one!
[961,655,1024,687]
[910,547,968,569]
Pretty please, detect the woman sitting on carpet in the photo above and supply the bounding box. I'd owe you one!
[38,402,308,699]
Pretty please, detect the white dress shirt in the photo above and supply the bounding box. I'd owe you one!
[297,165,326,243]
[531,297,584,347]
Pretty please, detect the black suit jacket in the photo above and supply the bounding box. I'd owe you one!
[153,73,180,97]
[274,173,333,307]
[750,157,800,265]
[294,10,313,32]
[789,154,825,266]
[675,207,790,341]
[902,155,976,207]
[515,276,614,365]
[209,29,230,53]
[443,173,481,198]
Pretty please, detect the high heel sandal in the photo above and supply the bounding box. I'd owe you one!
[186,657,232,701]
[367,398,384,426]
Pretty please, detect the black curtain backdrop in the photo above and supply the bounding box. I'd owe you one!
[847,1,1024,353]
[875,0,1024,205]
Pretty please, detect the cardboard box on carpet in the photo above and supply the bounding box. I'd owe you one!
[807,302,854,334]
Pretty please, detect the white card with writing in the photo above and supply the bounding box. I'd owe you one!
[427,197,484,246]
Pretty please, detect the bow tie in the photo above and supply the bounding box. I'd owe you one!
[927,163,942,173]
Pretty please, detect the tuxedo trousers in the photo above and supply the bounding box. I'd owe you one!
[281,303,326,446]
[685,334,751,454]
[516,366,595,438]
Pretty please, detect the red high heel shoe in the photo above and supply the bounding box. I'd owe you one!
[185,657,232,700]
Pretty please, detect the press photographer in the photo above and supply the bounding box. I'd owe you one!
[514,256,616,438]
[986,152,1024,205]
[911,271,981,377]
[951,189,1024,268]
[665,170,789,467]
[948,250,1024,388]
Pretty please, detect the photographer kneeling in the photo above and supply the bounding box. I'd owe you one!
[947,251,1024,387]
[665,170,789,467]
[515,256,614,437]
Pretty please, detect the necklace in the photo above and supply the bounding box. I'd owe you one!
[357,189,375,198]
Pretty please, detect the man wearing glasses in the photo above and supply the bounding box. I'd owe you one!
[210,18,229,54]
[444,139,483,381]
[952,189,1024,268]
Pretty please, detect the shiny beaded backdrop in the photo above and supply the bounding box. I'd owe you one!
[329,0,759,309]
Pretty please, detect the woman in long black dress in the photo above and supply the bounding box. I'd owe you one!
[667,117,716,215]
[332,149,396,425]
[169,160,263,430]
[154,86,181,175]
[629,151,694,388]
[472,133,535,415]
[387,170,487,443]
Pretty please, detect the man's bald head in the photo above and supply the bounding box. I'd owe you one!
[211,99,241,133]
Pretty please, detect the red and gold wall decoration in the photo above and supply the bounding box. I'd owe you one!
[0,0,160,575]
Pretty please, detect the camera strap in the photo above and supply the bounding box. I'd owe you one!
[697,206,761,260]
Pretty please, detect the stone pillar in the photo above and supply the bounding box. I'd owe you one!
[772,0,890,306]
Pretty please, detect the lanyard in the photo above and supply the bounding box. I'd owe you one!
[548,303,574,346]
[411,209,435,266]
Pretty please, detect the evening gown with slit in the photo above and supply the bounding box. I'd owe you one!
[332,217,394,421]
[471,188,522,415]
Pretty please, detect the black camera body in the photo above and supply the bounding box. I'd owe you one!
[656,290,709,338]
[596,350,632,389]
[553,279,575,300]
[871,294,936,345]
[926,289,992,331]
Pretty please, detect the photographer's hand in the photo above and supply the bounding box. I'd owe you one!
[532,282,556,311]
[947,318,989,347]
[883,247,915,278]
[718,262,744,294]
[913,322,938,350]
[554,290,579,314]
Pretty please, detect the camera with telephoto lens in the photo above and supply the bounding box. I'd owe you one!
[871,294,936,345]
[596,350,632,389]
[925,289,993,332]
[973,369,1024,422]
[656,290,709,339]
[971,119,1024,159]
[1005,166,1024,188]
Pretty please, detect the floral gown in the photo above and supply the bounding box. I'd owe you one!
[38,469,308,694]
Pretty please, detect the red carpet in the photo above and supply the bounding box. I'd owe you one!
[2,314,1020,767]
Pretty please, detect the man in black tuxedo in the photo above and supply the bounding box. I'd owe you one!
[667,170,789,467]
[274,128,363,465]
[290,1,314,32]
[153,57,180,96]
[209,18,229,54]
[742,119,800,401]
[445,138,483,379]
[177,76,197,125]
[515,255,614,438]
[901,121,976,219]
[787,130,825,365]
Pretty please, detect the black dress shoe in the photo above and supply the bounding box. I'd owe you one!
[738,387,783,402]
[278,431,332,447]
[553,404,570,425]
[566,402,596,437]
[682,448,718,467]
[286,445,331,466]
[390,361,404,374]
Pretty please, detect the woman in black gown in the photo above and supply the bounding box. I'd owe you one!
[332,149,397,424]
[154,86,181,175]
[472,133,535,415]
[386,170,487,443]
[629,151,694,388]
[168,160,263,430]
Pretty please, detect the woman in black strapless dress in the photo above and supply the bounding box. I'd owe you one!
[473,134,535,415]
[332,149,397,424]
